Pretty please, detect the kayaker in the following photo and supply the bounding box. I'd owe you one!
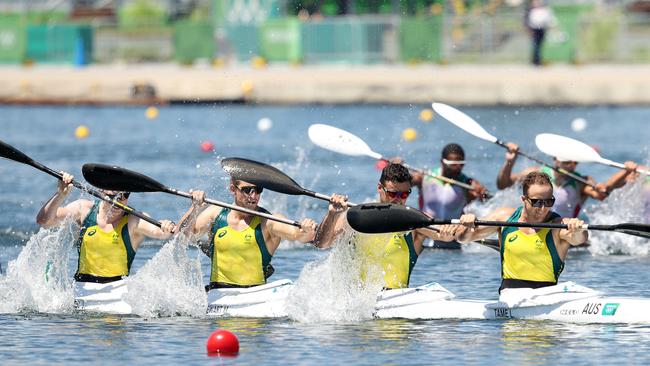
[183,179,317,290]
[410,143,488,249]
[496,142,638,218]
[456,171,588,293]
[314,162,462,289]
[36,172,178,283]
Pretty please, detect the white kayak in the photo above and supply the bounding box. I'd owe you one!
[74,280,132,315]
[74,279,650,323]
[207,280,650,324]
[374,281,650,323]
[206,279,293,317]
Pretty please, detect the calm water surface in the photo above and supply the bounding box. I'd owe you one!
[1,104,649,364]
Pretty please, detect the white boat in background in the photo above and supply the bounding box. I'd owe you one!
[74,279,650,324]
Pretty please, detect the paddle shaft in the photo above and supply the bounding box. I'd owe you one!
[598,159,650,176]
[161,187,303,228]
[1,146,163,228]
[301,189,358,208]
[494,140,599,190]
[422,225,499,251]
[435,218,614,232]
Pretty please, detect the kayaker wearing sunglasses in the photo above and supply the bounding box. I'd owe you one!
[497,142,637,218]
[457,171,588,293]
[184,179,317,290]
[410,143,488,249]
[314,163,462,290]
[36,172,178,284]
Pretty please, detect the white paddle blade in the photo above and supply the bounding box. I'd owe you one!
[535,133,602,163]
[432,102,498,143]
[308,124,382,160]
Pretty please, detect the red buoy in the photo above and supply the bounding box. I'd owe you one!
[375,159,389,171]
[200,140,215,153]
[206,329,239,356]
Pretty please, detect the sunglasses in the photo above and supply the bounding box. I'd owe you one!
[106,192,130,200]
[381,185,411,200]
[525,196,555,208]
[237,185,264,195]
[442,158,466,166]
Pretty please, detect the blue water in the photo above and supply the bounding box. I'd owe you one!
[1,104,650,364]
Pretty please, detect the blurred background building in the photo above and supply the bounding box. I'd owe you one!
[0,0,647,65]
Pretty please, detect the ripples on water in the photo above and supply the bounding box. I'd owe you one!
[1,105,650,364]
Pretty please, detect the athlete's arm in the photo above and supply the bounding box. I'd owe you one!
[496,143,521,189]
[581,176,608,201]
[466,178,488,202]
[603,161,638,192]
[314,193,349,249]
[177,189,208,238]
[129,217,177,251]
[415,225,460,242]
[557,217,588,246]
[36,172,86,227]
[191,206,221,239]
[266,215,317,244]
[456,207,515,243]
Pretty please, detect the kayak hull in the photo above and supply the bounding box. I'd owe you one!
[74,280,132,315]
[74,280,650,324]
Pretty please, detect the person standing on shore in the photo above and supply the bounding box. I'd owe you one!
[526,0,556,66]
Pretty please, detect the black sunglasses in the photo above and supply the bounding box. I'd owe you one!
[526,196,555,208]
[106,192,130,200]
[237,185,263,195]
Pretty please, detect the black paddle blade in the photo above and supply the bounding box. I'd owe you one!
[0,140,35,166]
[612,223,650,239]
[82,163,166,192]
[346,203,432,233]
[221,157,306,195]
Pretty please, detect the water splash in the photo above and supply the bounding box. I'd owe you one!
[285,230,384,323]
[465,184,522,218]
[124,238,207,318]
[0,222,76,313]
[584,179,649,255]
[266,147,323,250]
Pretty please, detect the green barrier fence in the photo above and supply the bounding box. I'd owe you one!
[214,0,281,26]
[174,21,215,63]
[259,19,301,62]
[224,24,259,61]
[543,5,593,62]
[27,24,93,65]
[301,18,390,64]
[399,16,444,62]
[0,18,25,63]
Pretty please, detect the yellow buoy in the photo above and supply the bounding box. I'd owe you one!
[251,56,267,69]
[75,125,89,139]
[145,106,159,120]
[419,109,434,122]
[241,80,254,94]
[402,128,417,141]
